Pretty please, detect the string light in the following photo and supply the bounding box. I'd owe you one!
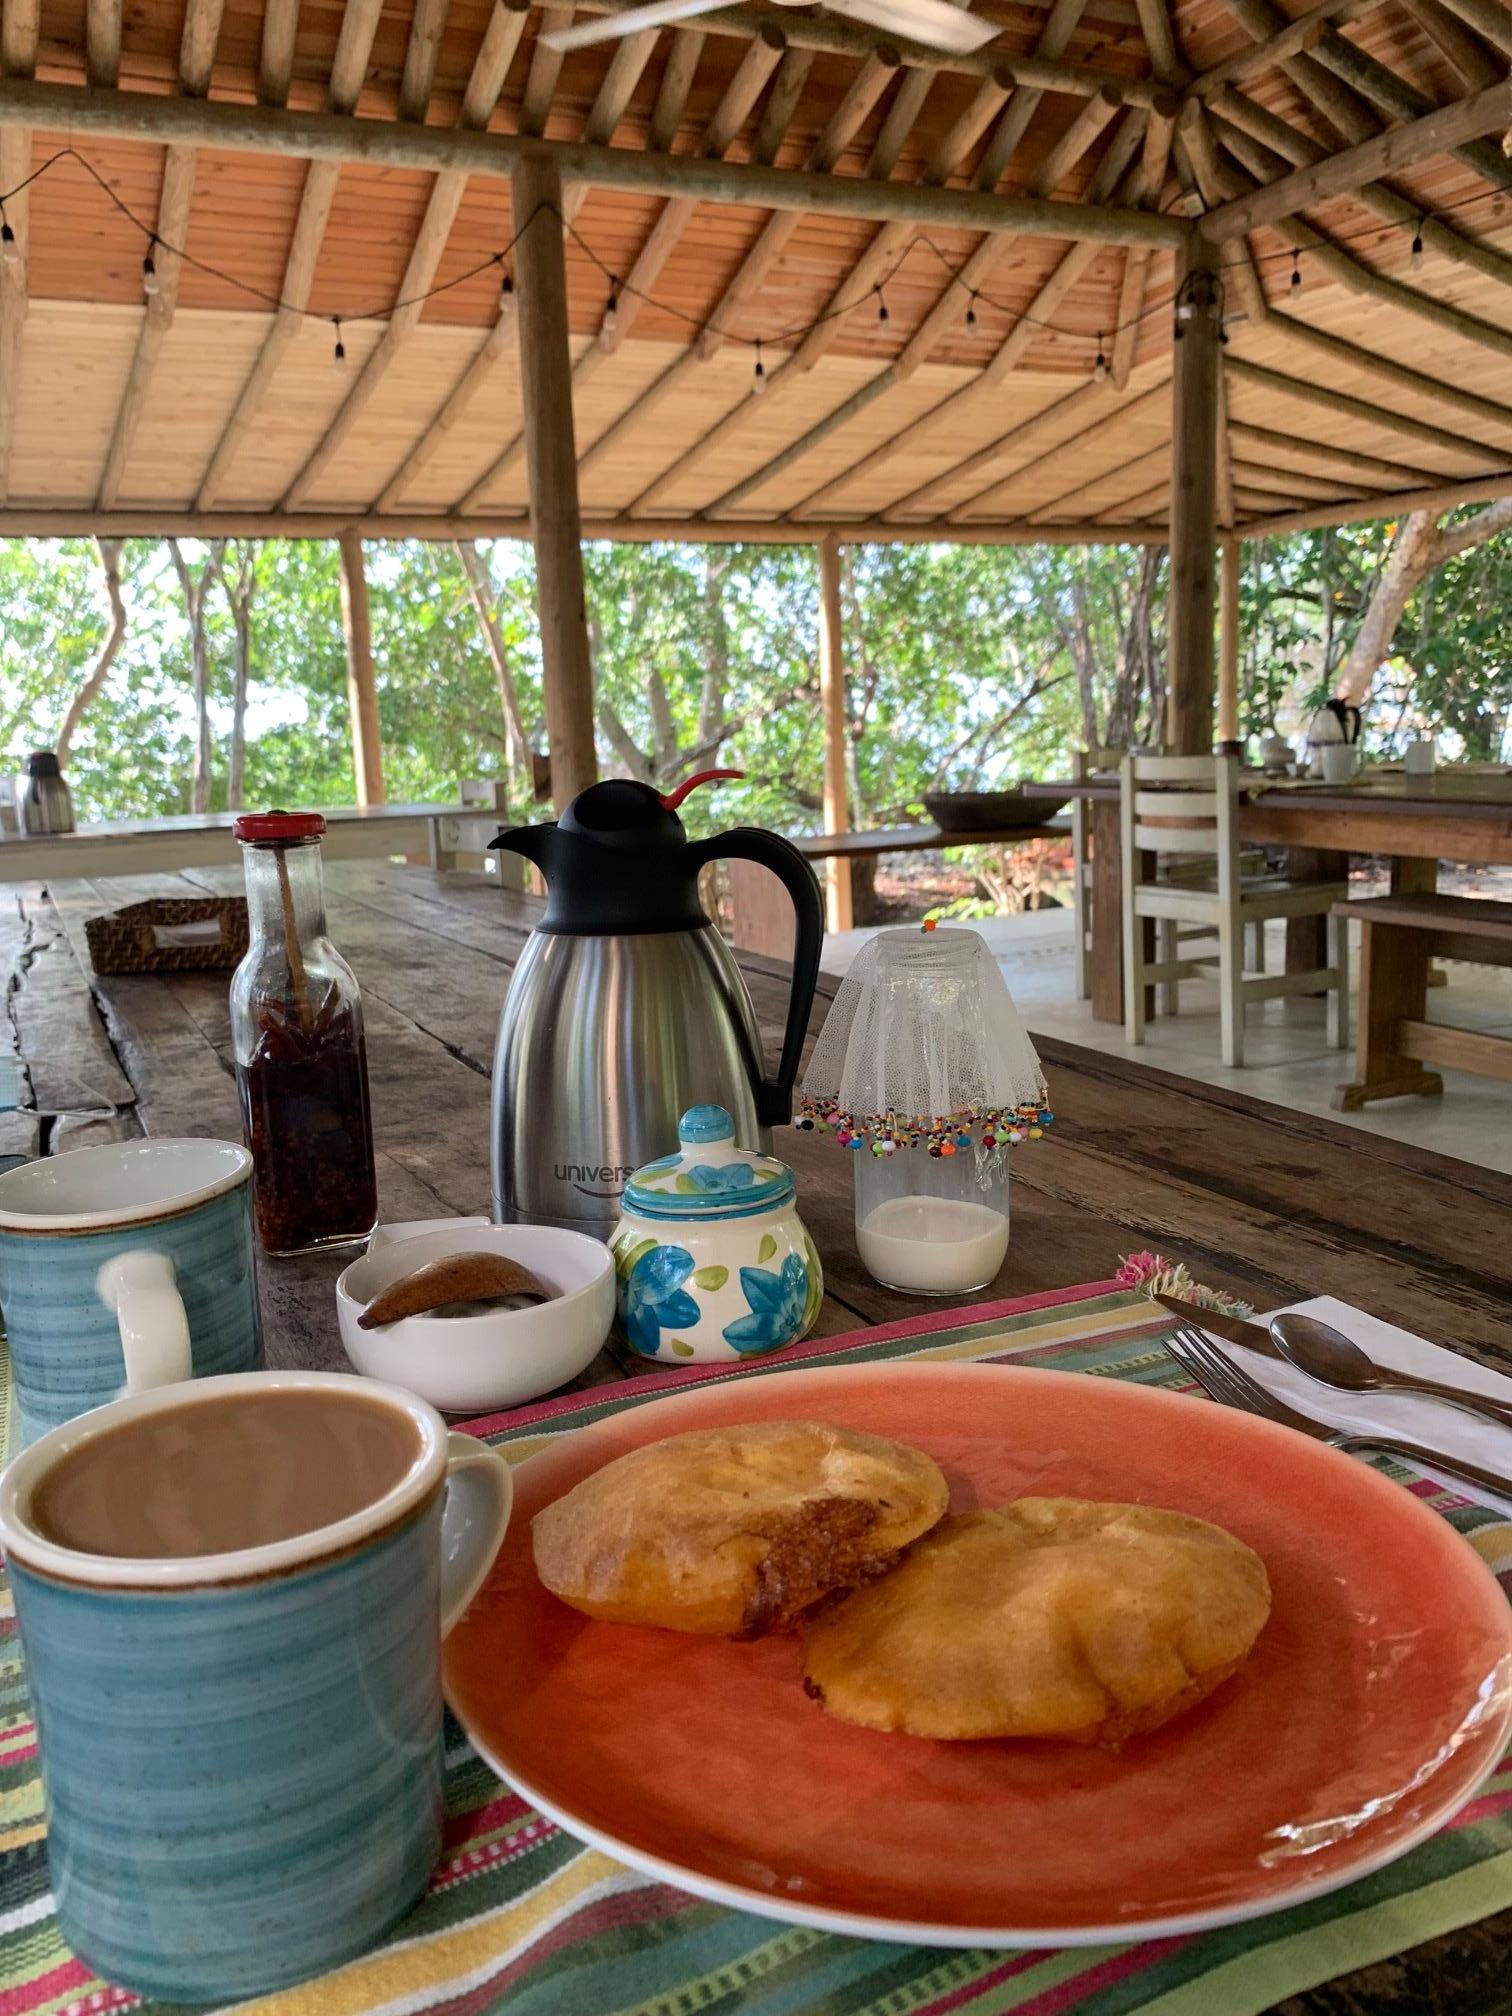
[331,318,347,372]
[1410,219,1425,272]
[3,141,1509,392]
[1092,334,1108,383]
[752,340,766,395]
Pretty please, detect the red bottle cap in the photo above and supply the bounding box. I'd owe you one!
[232,809,327,843]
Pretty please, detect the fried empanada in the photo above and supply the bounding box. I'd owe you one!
[532,1420,949,1637]
[801,1500,1270,1743]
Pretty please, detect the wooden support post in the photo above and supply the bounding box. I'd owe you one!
[1167,235,1221,756]
[338,529,385,807]
[511,153,597,809]
[818,534,853,935]
[1217,537,1242,751]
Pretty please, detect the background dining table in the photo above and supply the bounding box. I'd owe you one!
[3,859,1512,2012]
[1023,769,1512,1023]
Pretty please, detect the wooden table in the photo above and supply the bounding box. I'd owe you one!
[1024,773,1512,1022]
[0,801,504,885]
[4,862,1512,2011]
[728,817,1069,957]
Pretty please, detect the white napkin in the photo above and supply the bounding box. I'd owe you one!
[1215,1296,1512,1513]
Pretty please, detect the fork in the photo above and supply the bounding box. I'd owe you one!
[1165,1325,1512,1504]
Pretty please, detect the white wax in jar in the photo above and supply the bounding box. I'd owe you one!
[856,1195,1009,1295]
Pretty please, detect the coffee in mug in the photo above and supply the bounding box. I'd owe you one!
[0,1372,511,2001]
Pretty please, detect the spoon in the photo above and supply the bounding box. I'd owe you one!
[1269,1312,1512,1435]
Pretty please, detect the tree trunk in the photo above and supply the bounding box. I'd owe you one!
[211,542,256,809]
[55,538,128,765]
[168,538,222,814]
[1336,496,1512,705]
[455,538,533,776]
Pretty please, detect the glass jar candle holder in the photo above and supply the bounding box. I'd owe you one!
[854,1140,1009,1296]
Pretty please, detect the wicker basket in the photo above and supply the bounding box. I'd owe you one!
[85,897,249,975]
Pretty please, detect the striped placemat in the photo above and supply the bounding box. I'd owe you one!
[0,1279,1508,2016]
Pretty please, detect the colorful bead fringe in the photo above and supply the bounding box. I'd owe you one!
[795,1095,1054,1156]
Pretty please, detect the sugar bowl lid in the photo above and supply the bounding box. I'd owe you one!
[623,1105,795,1220]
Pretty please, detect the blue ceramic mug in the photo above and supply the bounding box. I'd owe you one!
[0,1370,513,2000]
[0,1138,262,1442]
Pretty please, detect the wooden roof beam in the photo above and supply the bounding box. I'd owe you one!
[0,507,1170,546]
[1395,0,1501,89]
[455,24,789,514]
[87,0,122,88]
[789,127,1153,521]
[1202,77,1512,238]
[1266,313,1512,434]
[1224,354,1505,463]
[1238,466,1512,536]
[1190,0,1379,96]
[0,81,1189,249]
[400,0,451,123]
[196,0,391,510]
[96,0,226,511]
[1209,82,1512,289]
[951,375,1173,522]
[1212,0,1377,143]
[0,0,37,506]
[1175,102,1267,322]
[1111,91,1177,388]
[648,28,705,147]
[1434,0,1512,58]
[883,381,1111,520]
[382,12,663,512]
[624,53,1014,519]
[1227,419,1440,487]
[1134,0,1188,85]
[281,2,527,512]
[561,0,1165,104]
[1302,14,1512,190]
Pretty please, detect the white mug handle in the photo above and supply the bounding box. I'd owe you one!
[95,1251,193,1394]
[439,1431,512,1635]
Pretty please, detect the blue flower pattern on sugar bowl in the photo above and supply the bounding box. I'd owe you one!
[610,1105,822,1364]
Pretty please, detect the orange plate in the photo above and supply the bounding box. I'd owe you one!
[444,1362,1512,1945]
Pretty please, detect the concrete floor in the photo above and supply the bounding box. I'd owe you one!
[821,911,1512,1177]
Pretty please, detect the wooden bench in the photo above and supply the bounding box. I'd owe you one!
[1333,894,1512,1110]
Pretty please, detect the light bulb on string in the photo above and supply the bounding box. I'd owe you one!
[752,341,766,395]
[1289,249,1302,296]
[331,319,347,373]
[0,207,16,267]
[603,281,619,335]
[1410,221,1425,272]
[141,235,160,298]
[876,286,889,325]
[1092,334,1108,384]
[965,291,977,329]
[499,264,514,312]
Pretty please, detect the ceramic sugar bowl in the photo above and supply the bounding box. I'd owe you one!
[610,1105,821,1363]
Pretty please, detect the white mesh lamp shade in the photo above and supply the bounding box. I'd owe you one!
[799,927,1052,1295]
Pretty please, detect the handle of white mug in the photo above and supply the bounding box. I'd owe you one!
[439,1431,513,1635]
[95,1251,193,1394]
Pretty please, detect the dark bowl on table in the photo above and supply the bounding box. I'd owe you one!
[922,790,1069,836]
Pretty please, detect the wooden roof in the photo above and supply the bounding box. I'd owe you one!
[1,0,1511,542]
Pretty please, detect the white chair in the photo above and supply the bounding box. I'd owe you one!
[1071,745,1125,1001]
[1120,754,1348,1068]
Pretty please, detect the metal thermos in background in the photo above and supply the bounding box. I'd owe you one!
[15,752,75,836]
[488,772,823,1239]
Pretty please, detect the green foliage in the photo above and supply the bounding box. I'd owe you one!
[2,513,1509,835]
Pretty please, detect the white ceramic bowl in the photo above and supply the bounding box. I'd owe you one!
[336,1223,615,1415]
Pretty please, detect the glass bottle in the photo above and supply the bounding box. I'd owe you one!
[230,811,378,1255]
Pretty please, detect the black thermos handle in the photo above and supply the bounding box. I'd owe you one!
[691,828,824,1128]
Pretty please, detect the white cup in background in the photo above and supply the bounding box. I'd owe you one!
[1404,738,1437,776]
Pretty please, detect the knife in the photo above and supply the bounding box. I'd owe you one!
[1152,1292,1279,1356]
